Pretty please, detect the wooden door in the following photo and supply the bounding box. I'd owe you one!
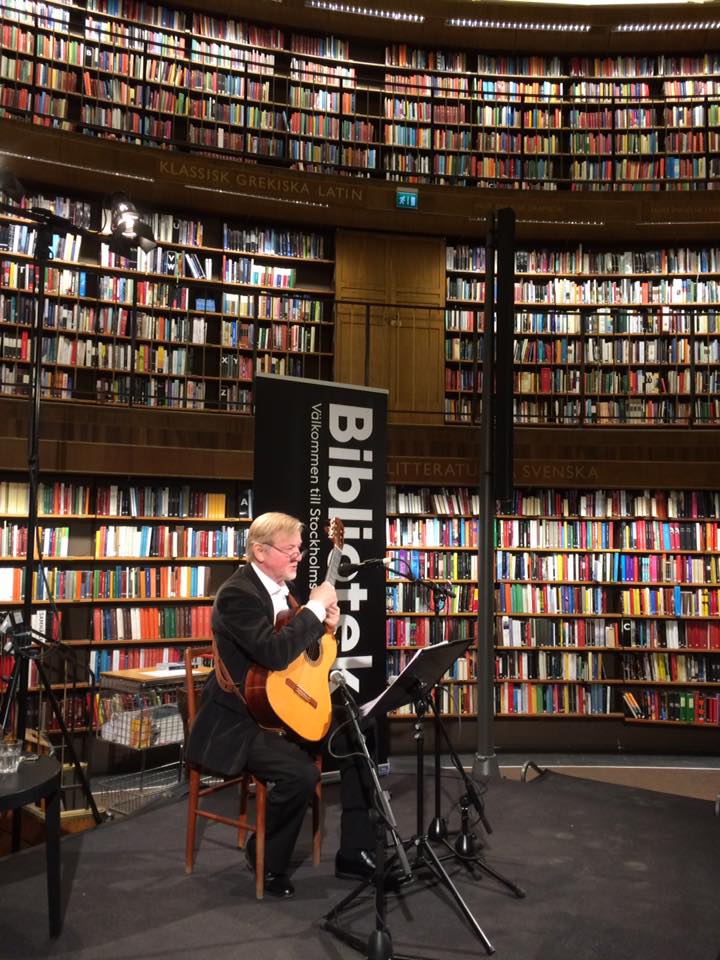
[335,230,445,423]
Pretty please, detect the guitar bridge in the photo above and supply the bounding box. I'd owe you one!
[285,677,318,710]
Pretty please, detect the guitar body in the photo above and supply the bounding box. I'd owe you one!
[246,631,338,741]
[244,520,345,742]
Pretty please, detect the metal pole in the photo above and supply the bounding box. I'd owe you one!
[16,224,51,748]
[472,213,499,780]
[473,208,516,781]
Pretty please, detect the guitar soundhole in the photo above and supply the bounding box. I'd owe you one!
[306,639,320,662]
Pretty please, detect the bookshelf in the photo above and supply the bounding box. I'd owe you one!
[444,240,720,427]
[386,483,720,732]
[6,1,720,190]
[385,484,480,719]
[0,186,335,413]
[0,474,251,738]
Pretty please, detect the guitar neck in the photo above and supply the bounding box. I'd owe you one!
[325,545,343,586]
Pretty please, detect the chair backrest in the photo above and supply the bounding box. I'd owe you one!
[184,645,214,727]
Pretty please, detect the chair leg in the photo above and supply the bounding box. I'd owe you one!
[312,780,322,866]
[238,775,249,849]
[312,755,322,866]
[255,782,267,900]
[185,767,201,874]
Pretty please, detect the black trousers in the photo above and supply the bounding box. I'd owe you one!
[243,703,376,875]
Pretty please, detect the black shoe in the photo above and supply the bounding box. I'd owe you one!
[245,839,295,898]
[335,850,413,889]
[335,849,376,880]
[263,872,295,898]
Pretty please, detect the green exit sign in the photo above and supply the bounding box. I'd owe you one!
[395,187,419,210]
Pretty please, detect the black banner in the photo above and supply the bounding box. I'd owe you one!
[254,374,388,724]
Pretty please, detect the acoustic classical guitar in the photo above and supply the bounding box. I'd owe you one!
[244,518,344,741]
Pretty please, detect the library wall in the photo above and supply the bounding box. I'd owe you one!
[4,0,720,755]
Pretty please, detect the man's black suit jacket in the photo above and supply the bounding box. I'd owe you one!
[185,563,325,776]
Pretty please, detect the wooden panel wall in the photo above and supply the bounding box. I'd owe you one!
[334,230,445,424]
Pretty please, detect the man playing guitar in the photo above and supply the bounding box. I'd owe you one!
[186,511,376,898]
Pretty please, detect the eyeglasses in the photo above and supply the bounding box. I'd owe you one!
[262,542,307,561]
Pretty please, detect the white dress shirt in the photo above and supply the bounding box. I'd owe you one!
[251,562,325,623]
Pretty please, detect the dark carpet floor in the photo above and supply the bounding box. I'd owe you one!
[1,767,719,960]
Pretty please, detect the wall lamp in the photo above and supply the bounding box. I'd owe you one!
[0,175,157,257]
[110,193,157,254]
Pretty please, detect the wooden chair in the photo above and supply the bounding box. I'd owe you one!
[183,646,322,898]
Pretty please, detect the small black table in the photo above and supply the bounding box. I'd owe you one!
[0,755,62,937]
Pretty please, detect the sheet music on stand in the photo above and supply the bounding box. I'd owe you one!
[359,638,472,720]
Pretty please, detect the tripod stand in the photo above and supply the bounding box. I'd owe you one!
[1,621,102,830]
[322,640,502,959]
[394,558,457,843]
[421,688,525,898]
[321,677,414,960]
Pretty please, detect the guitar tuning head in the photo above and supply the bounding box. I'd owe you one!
[327,517,345,550]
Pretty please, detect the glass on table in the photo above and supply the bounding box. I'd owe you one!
[0,739,22,775]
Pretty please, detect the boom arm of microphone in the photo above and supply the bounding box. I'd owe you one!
[337,556,391,575]
[432,581,457,598]
[404,571,457,599]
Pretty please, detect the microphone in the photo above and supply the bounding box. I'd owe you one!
[338,556,391,576]
[434,582,456,598]
[329,669,348,687]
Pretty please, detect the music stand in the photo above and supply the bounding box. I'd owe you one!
[322,638,498,959]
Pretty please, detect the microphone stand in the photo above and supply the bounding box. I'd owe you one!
[396,558,456,843]
[323,642,499,960]
[394,564,522,894]
[0,199,98,754]
[322,675,412,960]
[425,689,525,898]
[0,195,145,835]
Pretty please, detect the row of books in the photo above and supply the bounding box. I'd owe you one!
[496,582,720,617]
[1,253,327,304]
[93,524,245,558]
[0,480,247,520]
[386,486,481,516]
[584,338,691,364]
[221,257,297,288]
[495,650,607,681]
[505,488,720,519]
[387,549,478,581]
[389,683,478,717]
[26,692,92,731]
[618,585,720,617]
[89,645,184,675]
[7,0,720,85]
[386,517,479,548]
[498,616,620,648]
[385,617,476,647]
[618,618,720,648]
[509,278,720,306]
[33,564,213,601]
[495,551,720,585]
[95,485,234,518]
[495,519,720,550]
[621,652,720,682]
[385,647,475,681]
[627,687,720,723]
[499,615,720,650]
[494,682,615,716]
[91,603,212,642]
